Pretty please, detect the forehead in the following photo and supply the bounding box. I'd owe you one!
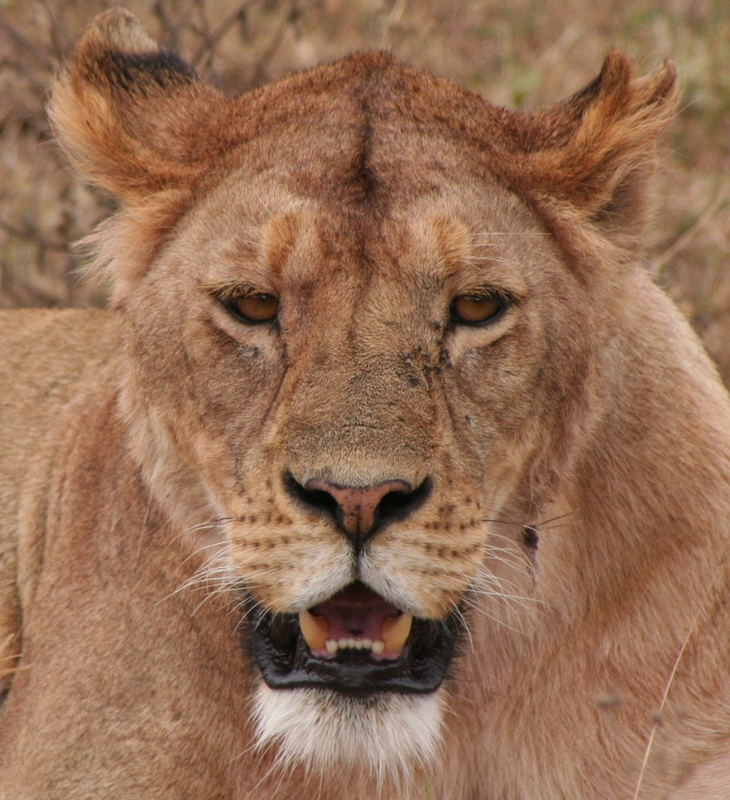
[207,51,508,205]
[170,57,549,289]
[181,170,540,295]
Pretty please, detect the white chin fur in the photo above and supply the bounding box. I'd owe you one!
[253,682,444,788]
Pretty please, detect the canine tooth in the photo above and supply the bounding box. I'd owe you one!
[298,609,328,651]
[325,639,338,654]
[362,638,372,649]
[371,640,385,655]
[382,613,413,653]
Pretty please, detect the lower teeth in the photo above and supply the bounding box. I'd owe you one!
[297,610,414,657]
[324,638,385,655]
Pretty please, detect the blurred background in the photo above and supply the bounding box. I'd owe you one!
[0,0,728,380]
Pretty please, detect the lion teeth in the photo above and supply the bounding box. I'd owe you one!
[300,610,413,657]
[323,638,387,655]
[382,613,413,653]
[298,609,328,652]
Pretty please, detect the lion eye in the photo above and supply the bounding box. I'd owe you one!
[451,293,505,325]
[226,293,279,324]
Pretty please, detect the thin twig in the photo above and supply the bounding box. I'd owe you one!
[653,189,727,273]
[38,0,67,65]
[0,11,52,70]
[0,218,68,252]
[632,559,727,800]
[191,2,253,70]
[378,0,409,50]
[153,0,181,52]
[248,1,298,87]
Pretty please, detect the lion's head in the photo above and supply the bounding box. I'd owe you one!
[45,9,705,792]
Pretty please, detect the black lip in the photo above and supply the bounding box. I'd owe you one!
[244,594,461,695]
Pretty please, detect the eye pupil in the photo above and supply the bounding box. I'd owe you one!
[229,292,279,323]
[452,293,503,325]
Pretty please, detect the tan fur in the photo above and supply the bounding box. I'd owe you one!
[1,9,729,799]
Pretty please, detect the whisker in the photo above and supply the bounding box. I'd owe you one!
[471,576,535,608]
[189,583,239,617]
[482,554,532,582]
[451,605,474,653]
[468,585,543,605]
[185,516,235,534]
[177,540,230,569]
[483,516,521,527]
[461,597,526,635]
[535,510,575,527]
[473,231,550,237]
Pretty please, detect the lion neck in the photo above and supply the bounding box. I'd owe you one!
[435,278,730,798]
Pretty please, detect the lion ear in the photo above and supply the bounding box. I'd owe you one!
[508,51,678,248]
[49,8,224,203]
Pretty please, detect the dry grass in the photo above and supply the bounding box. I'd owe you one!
[1,0,728,379]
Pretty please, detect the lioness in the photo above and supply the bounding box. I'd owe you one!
[1,8,729,799]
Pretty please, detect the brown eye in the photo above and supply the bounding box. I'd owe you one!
[452,293,505,325]
[226,293,279,324]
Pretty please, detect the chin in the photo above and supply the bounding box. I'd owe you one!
[252,681,445,788]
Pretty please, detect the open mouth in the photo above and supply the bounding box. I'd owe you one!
[246,581,461,695]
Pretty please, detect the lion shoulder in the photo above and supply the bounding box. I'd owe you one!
[0,309,119,695]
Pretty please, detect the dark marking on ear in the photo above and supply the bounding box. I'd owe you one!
[88,49,197,94]
[567,71,603,108]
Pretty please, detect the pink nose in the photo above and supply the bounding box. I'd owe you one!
[303,478,414,542]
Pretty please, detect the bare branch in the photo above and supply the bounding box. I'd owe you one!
[0,218,68,252]
[191,2,255,70]
[0,11,52,71]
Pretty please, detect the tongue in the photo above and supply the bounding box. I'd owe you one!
[299,583,413,659]
[316,583,397,640]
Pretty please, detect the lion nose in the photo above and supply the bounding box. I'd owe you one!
[285,474,431,549]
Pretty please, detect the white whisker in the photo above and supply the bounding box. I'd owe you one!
[473,231,549,237]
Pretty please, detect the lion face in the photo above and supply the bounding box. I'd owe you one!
[119,168,580,775]
[50,8,679,785]
[119,160,591,728]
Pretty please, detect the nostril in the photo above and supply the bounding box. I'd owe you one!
[283,472,432,547]
[284,472,340,519]
[376,477,431,527]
